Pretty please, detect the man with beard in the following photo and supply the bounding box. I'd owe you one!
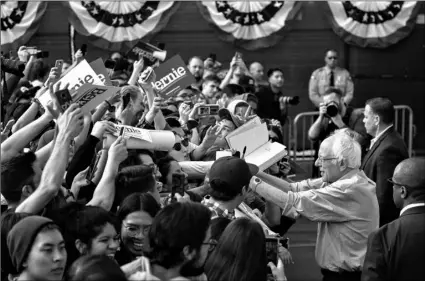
[131,202,212,280]
[188,57,205,91]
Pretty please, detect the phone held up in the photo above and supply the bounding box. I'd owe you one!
[265,237,289,265]
[197,104,219,117]
[55,89,73,113]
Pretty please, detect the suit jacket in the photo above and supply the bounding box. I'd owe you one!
[361,205,425,281]
[361,127,408,226]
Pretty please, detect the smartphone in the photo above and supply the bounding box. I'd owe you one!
[26,47,38,55]
[80,44,88,56]
[35,51,49,58]
[171,173,185,197]
[119,127,125,139]
[265,237,279,265]
[55,59,63,75]
[55,89,73,112]
[209,53,217,62]
[86,152,101,181]
[122,93,131,109]
[198,105,219,117]
[235,51,242,59]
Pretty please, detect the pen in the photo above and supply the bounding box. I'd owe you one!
[241,146,247,159]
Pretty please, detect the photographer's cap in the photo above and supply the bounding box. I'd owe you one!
[209,156,259,194]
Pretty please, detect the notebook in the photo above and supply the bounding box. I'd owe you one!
[225,121,287,171]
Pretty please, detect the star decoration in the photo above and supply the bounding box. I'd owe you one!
[15,8,23,16]
[244,15,249,23]
[135,13,142,21]
[112,17,118,25]
[235,15,240,22]
[257,13,264,22]
[118,17,124,25]
[378,14,383,21]
[362,13,368,23]
[224,8,231,16]
[394,3,401,9]
[146,6,154,12]
[8,17,14,25]
[274,2,283,8]
[388,10,394,17]
[92,7,98,15]
[217,1,226,8]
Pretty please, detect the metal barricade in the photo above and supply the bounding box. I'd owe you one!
[289,105,415,160]
[394,105,415,157]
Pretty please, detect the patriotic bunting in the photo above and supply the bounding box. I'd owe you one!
[323,1,422,48]
[62,1,180,51]
[1,1,48,52]
[197,1,302,50]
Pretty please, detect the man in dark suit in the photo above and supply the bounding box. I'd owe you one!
[362,157,425,281]
[361,97,408,226]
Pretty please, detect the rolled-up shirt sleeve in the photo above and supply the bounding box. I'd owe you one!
[284,186,357,222]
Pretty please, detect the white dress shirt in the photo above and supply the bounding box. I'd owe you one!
[400,202,425,216]
[369,124,393,150]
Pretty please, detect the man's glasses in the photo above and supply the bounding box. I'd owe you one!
[316,156,338,163]
[173,138,189,151]
[387,178,411,189]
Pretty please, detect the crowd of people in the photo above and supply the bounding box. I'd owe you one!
[1,44,424,281]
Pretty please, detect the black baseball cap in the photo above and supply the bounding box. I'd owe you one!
[218,108,244,129]
[209,156,259,194]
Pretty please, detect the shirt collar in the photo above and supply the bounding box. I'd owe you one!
[400,202,425,216]
[370,124,393,148]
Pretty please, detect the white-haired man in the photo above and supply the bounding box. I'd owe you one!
[250,131,379,281]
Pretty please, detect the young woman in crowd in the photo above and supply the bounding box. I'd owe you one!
[6,216,67,281]
[48,202,120,268]
[115,192,161,265]
[205,217,286,281]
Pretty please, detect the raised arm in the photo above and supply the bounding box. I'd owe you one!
[87,136,128,211]
[15,103,84,214]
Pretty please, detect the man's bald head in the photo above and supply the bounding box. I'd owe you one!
[393,157,425,190]
[249,62,264,81]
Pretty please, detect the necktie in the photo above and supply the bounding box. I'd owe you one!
[329,70,334,86]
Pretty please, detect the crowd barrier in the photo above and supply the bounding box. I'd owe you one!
[287,105,415,161]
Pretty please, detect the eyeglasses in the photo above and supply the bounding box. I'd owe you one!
[122,223,151,236]
[316,156,338,163]
[173,138,189,151]
[327,56,338,60]
[387,178,412,189]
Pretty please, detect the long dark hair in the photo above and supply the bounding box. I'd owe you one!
[116,192,161,223]
[67,255,126,281]
[205,218,268,281]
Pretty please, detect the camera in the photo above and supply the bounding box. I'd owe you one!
[1,56,25,77]
[280,96,300,106]
[326,101,339,117]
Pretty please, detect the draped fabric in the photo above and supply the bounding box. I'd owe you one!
[323,1,422,48]
[62,1,180,51]
[1,1,48,52]
[197,1,302,50]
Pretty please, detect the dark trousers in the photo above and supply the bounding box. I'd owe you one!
[321,269,361,281]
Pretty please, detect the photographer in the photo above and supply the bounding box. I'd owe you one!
[255,68,299,126]
[308,88,370,158]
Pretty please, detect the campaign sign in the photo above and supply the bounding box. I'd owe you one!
[73,84,120,113]
[38,60,104,109]
[90,58,112,86]
[152,55,195,98]
[127,41,164,66]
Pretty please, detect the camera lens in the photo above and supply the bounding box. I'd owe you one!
[326,103,339,117]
